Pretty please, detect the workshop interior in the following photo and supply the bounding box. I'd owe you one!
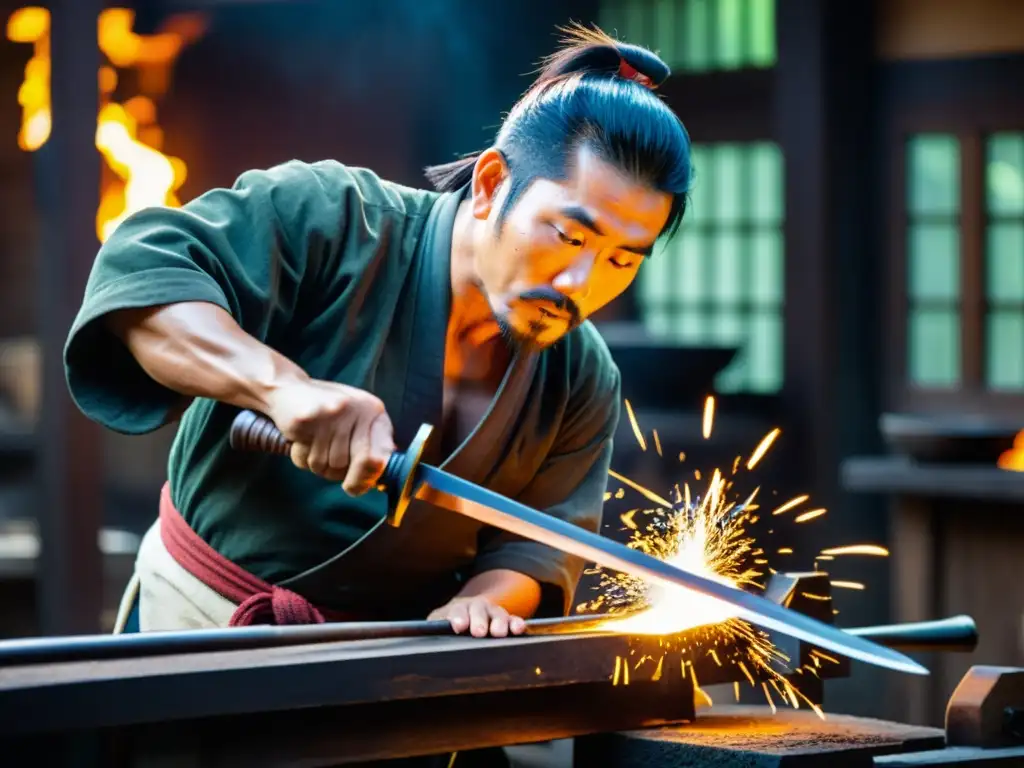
[1,0,1024,766]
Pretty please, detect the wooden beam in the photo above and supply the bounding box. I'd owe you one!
[659,70,775,143]
[34,0,105,635]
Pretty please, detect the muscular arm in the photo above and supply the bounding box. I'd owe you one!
[104,301,307,415]
[64,160,357,436]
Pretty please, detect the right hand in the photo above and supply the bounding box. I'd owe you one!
[263,378,396,495]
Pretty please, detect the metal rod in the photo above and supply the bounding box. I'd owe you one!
[0,614,619,666]
[847,615,977,653]
[0,613,976,667]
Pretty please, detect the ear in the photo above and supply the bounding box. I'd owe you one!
[470,147,508,220]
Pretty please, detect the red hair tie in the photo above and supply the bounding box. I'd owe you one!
[618,58,655,89]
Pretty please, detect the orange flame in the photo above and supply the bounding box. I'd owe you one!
[6,8,50,151]
[998,430,1024,472]
[6,7,205,241]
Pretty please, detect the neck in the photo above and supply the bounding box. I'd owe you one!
[446,200,505,381]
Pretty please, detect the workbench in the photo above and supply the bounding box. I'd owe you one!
[1,628,1022,767]
[1,572,1021,767]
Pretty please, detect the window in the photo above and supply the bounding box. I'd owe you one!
[905,134,961,388]
[985,133,1024,389]
[598,0,776,73]
[901,131,1024,394]
[636,142,785,393]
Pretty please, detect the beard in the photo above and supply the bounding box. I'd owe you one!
[493,286,583,352]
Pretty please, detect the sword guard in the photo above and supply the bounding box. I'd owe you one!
[378,424,434,528]
[228,409,434,528]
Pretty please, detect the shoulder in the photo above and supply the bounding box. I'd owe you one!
[233,159,438,223]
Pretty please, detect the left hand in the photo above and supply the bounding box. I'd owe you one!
[428,596,527,638]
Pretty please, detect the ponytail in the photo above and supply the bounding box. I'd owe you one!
[423,152,481,193]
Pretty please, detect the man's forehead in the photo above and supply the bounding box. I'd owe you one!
[560,145,668,219]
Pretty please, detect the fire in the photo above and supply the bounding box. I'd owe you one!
[6,8,50,151]
[998,430,1024,471]
[6,7,205,241]
[584,395,891,716]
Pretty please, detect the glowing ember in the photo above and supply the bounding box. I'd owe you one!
[624,399,646,451]
[794,508,826,524]
[702,396,715,439]
[581,396,891,718]
[6,6,205,241]
[819,545,889,557]
[772,495,808,516]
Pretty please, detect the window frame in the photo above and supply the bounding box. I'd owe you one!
[887,112,1024,415]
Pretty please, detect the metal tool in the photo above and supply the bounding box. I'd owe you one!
[0,613,974,668]
[0,614,614,666]
[228,410,930,677]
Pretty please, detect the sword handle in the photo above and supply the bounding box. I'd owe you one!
[229,409,292,456]
[228,409,434,527]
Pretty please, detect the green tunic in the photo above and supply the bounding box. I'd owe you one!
[64,159,621,618]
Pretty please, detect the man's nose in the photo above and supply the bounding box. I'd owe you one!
[552,254,595,301]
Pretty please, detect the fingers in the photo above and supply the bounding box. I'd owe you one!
[307,411,354,480]
[289,442,310,472]
[323,427,352,484]
[508,615,526,636]
[439,603,471,635]
[429,598,525,638]
[343,409,395,496]
[468,599,492,638]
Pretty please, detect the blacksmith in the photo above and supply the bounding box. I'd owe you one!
[64,25,693,640]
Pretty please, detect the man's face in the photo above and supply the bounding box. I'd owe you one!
[469,144,672,350]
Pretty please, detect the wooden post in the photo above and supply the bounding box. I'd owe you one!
[34,0,104,635]
[775,0,888,716]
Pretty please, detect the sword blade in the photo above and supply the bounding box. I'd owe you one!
[413,466,928,677]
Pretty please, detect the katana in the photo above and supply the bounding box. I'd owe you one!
[229,410,929,677]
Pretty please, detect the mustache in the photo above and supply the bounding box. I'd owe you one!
[516,287,582,327]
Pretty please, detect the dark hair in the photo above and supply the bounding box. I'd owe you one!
[424,23,693,241]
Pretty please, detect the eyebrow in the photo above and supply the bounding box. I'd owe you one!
[559,205,657,257]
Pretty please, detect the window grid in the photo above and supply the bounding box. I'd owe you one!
[984,132,1024,390]
[636,142,784,393]
[905,134,962,389]
[598,0,776,73]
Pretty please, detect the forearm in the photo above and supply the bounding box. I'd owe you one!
[455,568,542,618]
[105,301,307,412]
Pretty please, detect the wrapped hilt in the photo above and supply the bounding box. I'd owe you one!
[228,409,434,527]
[229,409,292,455]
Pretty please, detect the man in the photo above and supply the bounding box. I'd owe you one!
[65,24,693,640]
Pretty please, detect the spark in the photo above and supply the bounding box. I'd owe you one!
[579,397,888,722]
[624,399,646,451]
[794,508,827,523]
[820,545,889,557]
[762,682,777,713]
[747,428,781,470]
[830,580,865,591]
[772,495,809,515]
[702,396,715,438]
[607,469,674,509]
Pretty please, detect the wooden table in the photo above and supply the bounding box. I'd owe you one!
[841,456,1024,726]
